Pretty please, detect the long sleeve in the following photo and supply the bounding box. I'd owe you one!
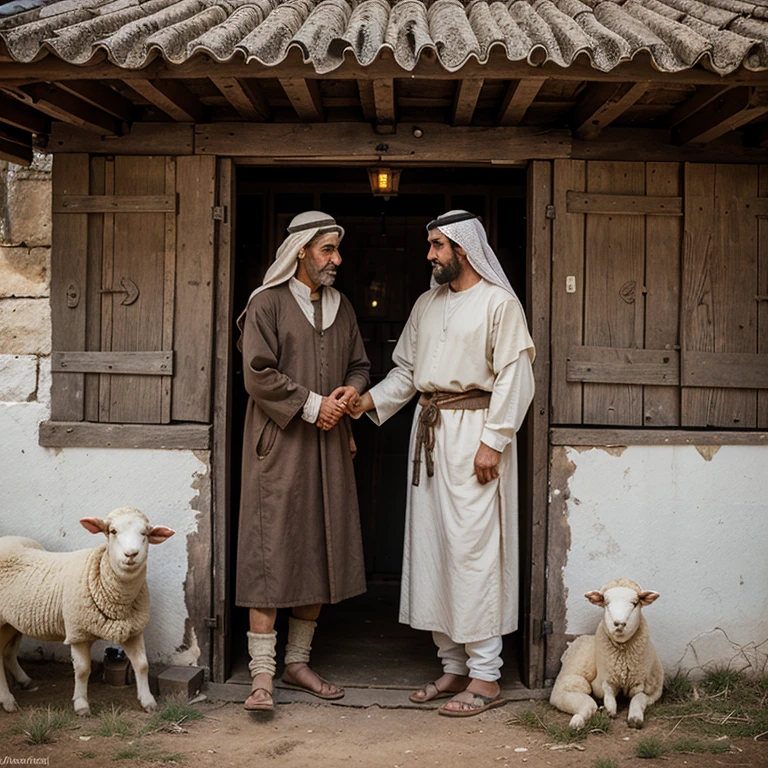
[480,300,536,452]
[242,295,309,429]
[344,313,371,394]
[367,306,419,425]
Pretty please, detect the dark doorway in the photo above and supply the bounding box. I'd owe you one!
[228,166,529,690]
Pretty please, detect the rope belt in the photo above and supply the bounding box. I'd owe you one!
[412,389,491,487]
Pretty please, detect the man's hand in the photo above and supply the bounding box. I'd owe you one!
[474,442,501,485]
[330,385,359,411]
[349,391,374,419]
[317,396,345,431]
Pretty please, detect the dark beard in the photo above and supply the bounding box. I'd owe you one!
[433,252,462,285]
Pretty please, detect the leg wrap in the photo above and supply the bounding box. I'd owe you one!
[247,631,277,678]
[284,617,317,666]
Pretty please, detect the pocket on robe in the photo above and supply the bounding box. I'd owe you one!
[255,419,279,459]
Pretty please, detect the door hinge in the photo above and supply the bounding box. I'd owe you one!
[203,616,220,630]
[540,619,553,638]
[545,204,556,220]
[212,206,226,222]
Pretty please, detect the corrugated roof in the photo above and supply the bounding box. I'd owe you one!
[1,0,767,75]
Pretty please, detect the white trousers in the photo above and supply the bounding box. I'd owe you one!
[432,632,503,682]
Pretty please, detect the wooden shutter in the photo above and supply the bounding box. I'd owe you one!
[44,154,217,447]
[551,160,682,427]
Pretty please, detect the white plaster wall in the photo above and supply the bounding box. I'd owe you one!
[560,445,768,678]
[0,400,209,666]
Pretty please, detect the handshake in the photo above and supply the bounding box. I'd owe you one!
[316,388,374,431]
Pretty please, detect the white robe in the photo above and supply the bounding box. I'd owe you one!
[368,279,535,643]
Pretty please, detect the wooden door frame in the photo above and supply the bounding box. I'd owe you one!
[209,158,550,687]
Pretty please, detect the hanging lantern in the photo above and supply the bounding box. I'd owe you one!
[367,168,401,198]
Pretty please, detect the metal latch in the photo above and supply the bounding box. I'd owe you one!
[212,206,226,221]
[99,277,139,306]
[203,616,220,629]
[540,619,553,637]
[545,205,556,220]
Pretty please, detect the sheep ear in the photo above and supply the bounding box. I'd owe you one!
[638,590,660,606]
[80,518,107,535]
[585,590,605,606]
[148,526,175,544]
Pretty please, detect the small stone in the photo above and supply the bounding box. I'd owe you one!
[514,748,528,753]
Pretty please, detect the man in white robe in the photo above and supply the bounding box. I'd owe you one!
[352,211,535,716]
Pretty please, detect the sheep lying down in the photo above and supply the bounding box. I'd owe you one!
[0,508,174,716]
[550,578,663,729]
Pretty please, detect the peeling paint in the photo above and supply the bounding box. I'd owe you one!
[695,445,720,461]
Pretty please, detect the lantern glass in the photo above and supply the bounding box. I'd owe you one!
[368,168,401,197]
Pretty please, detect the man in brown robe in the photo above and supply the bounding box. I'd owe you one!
[236,211,370,712]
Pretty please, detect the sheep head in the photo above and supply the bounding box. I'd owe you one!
[80,508,175,576]
[584,578,659,644]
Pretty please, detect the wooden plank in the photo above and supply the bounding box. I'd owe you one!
[681,164,716,426]
[172,155,217,423]
[760,166,768,428]
[582,161,645,425]
[53,194,176,213]
[551,159,585,424]
[0,137,31,164]
[0,91,49,133]
[0,122,32,148]
[108,156,167,424]
[665,85,732,128]
[524,160,552,690]
[50,154,89,422]
[49,122,194,154]
[52,351,173,375]
[195,123,571,160]
[162,156,176,425]
[210,77,269,121]
[279,77,323,122]
[372,78,395,125]
[710,165,759,426]
[497,78,546,126]
[211,157,235,682]
[452,78,483,126]
[99,159,115,422]
[567,346,679,385]
[21,83,119,134]
[85,156,104,422]
[571,81,650,140]
[39,421,211,449]
[676,88,768,144]
[682,351,768,389]
[550,428,768,446]
[566,191,682,216]
[55,80,133,123]
[126,79,206,122]
[643,162,682,426]
[357,80,376,123]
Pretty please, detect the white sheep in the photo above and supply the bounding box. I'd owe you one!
[0,507,174,715]
[550,578,663,729]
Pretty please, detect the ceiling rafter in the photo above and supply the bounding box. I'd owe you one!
[372,78,395,126]
[664,84,732,128]
[497,78,547,126]
[279,78,323,122]
[452,78,483,126]
[0,90,49,133]
[675,87,768,144]
[210,77,270,121]
[125,79,206,122]
[571,81,650,140]
[54,80,133,123]
[18,83,119,134]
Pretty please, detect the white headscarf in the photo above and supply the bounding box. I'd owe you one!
[430,210,518,301]
[236,211,345,333]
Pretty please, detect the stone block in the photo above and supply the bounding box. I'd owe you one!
[157,666,205,700]
[0,354,38,402]
[37,354,51,407]
[4,177,52,247]
[0,298,51,355]
[0,246,49,297]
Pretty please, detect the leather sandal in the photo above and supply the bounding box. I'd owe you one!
[244,685,274,711]
[409,681,457,703]
[438,691,508,717]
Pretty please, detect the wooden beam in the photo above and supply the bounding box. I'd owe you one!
[39,421,211,449]
[682,351,768,389]
[0,122,32,149]
[126,79,206,122]
[0,136,32,165]
[0,91,49,133]
[20,83,119,134]
[550,428,768,446]
[372,78,395,125]
[210,77,270,121]
[49,122,194,154]
[566,191,682,215]
[53,194,176,213]
[55,80,133,122]
[676,87,768,144]
[571,81,650,139]
[498,78,546,126]
[51,351,173,375]
[278,78,323,122]
[452,78,483,126]
[566,346,680,386]
[664,85,732,128]
[358,80,376,123]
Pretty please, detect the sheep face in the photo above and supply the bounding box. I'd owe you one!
[585,585,660,644]
[80,508,175,576]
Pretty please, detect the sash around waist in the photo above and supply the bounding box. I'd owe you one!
[417,389,492,411]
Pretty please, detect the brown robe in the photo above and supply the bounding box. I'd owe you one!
[235,283,370,608]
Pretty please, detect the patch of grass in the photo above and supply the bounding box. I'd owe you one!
[671,738,730,754]
[700,667,744,697]
[593,759,620,768]
[77,752,96,760]
[93,704,135,738]
[635,737,666,759]
[112,746,141,761]
[112,745,184,764]
[545,722,587,744]
[158,754,185,763]
[152,693,204,725]
[513,709,546,730]
[9,705,78,745]
[664,670,693,701]
[584,710,612,734]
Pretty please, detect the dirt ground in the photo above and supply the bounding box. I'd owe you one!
[3,662,767,768]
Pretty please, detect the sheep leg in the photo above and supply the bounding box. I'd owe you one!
[122,634,157,712]
[70,641,93,716]
[0,624,20,712]
[550,674,598,730]
[602,681,618,717]
[3,631,32,689]
[628,692,650,729]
